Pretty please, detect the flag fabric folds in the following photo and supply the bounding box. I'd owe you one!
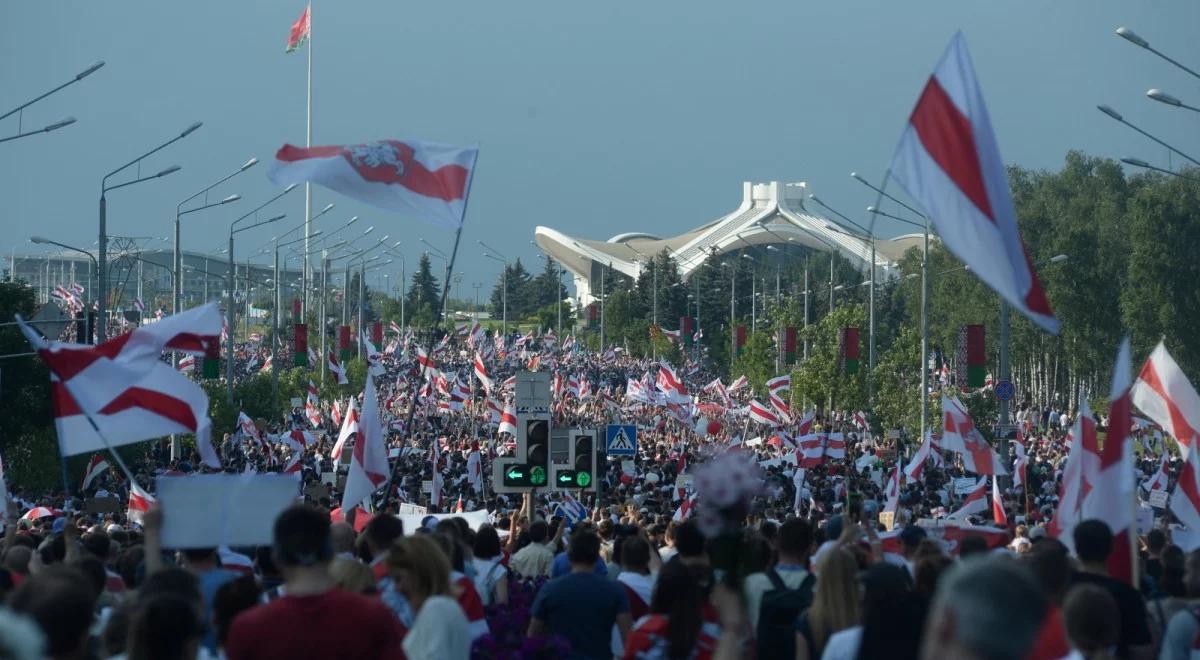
[890,32,1058,333]
[269,140,478,229]
[286,4,310,53]
[341,377,388,510]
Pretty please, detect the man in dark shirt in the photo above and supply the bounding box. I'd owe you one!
[529,527,631,660]
[1069,519,1151,659]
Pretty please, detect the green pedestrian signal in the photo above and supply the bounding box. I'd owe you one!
[575,471,592,488]
[530,465,547,486]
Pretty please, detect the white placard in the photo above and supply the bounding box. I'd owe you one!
[1149,489,1169,509]
[1173,527,1200,552]
[156,473,300,549]
[1136,504,1155,535]
[398,509,491,535]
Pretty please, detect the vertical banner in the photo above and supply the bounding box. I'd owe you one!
[292,298,302,323]
[294,323,308,367]
[203,337,221,379]
[680,316,693,347]
[958,324,986,388]
[841,327,860,375]
[587,304,598,327]
[784,326,797,364]
[735,324,746,356]
[371,321,382,346]
[338,325,351,362]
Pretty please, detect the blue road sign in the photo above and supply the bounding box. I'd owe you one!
[995,380,1015,402]
[606,424,637,456]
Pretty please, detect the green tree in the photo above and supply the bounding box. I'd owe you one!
[406,253,441,327]
[793,304,867,414]
[732,330,778,395]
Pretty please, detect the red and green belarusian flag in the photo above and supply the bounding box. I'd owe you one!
[286,4,311,53]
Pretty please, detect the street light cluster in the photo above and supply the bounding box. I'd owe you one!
[1106,26,1200,177]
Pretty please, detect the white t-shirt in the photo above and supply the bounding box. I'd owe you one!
[820,625,863,660]
[402,595,471,660]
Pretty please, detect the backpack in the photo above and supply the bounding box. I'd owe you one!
[756,570,816,660]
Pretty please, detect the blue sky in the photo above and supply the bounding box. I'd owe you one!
[3,1,1197,297]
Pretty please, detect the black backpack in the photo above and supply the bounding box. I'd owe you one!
[756,569,816,660]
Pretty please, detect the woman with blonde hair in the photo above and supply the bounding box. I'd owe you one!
[388,534,471,660]
[794,548,860,660]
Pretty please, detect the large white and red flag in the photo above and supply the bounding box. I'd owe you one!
[341,377,389,510]
[947,478,988,519]
[19,304,220,458]
[767,374,791,393]
[1053,400,1095,545]
[941,395,1007,475]
[360,330,385,377]
[1131,341,1200,454]
[466,442,483,493]
[656,362,690,404]
[1081,339,1135,584]
[890,32,1058,333]
[1142,451,1170,493]
[269,140,478,229]
[728,375,749,392]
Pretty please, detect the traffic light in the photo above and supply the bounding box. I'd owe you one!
[525,419,550,488]
[573,432,596,492]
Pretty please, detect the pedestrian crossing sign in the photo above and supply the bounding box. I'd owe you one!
[606,424,637,456]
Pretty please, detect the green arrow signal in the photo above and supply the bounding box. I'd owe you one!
[557,471,574,485]
[530,466,547,486]
[506,466,524,480]
[575,472,592,488]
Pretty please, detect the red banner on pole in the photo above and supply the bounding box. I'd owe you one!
[294,323,307,366]
[371,321,382,346]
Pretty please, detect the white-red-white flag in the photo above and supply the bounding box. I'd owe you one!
[941,395,1006,475]
[749,400,781,427]
[331,397,359,461]
[328,351,348,385]
[269,140,478,229]
[498,402,518,436]
[1142,451,1170,493]
[904,431,936,482]
[728,375,749,392]
[767,374,791,393]
[1132,341,1200,454]
[992,476,1007,527]
[947,478,988,519]
[127,483,155,526]
[341,377,389,510]
[305,380,322,427]
[466,443,482,493]
[473,352,493,393]
[890,32,1058,333]
[360,330,385,377]
[81,455,109,491]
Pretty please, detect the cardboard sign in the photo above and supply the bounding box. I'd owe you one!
[421,480,433,493]
[887,429,901,440]
[397,503,428,516]
[398,509,490,535]
[290,397,303,408]
[879,511,896,531]
[1149,489,1169,509]
[320,471,337,487]
[156,473,300,548]
[85,497,122,514]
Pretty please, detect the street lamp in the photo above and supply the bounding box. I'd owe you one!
[1120,158,1199,181]
[1,60,104,144]
[98,121,200,341]
[174,157,257,316]
[480,241,509,338]
[1097,105,1200,167]
[1147,89,1200,114]
[1116,27,1200,81]
[301,202,335,317]
[0,117,77,144]
[225,187,294,402]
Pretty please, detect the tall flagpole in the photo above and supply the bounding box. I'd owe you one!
[303,1,313,321]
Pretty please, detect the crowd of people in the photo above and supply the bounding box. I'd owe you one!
[0,324,1192,660]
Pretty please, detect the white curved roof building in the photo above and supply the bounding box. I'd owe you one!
[535,181,922,305]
